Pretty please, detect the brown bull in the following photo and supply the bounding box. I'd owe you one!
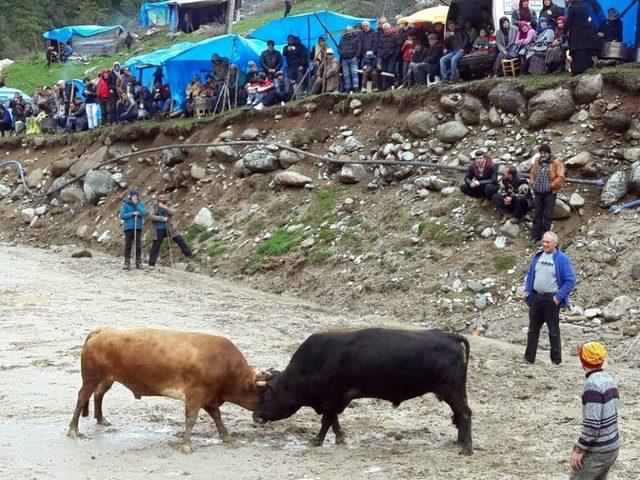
[68,327,263,452]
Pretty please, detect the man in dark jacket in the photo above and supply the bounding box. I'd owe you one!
[261,40,283,78]
[529,144,565,243]
[283,35,308,85]
[359,20,380,63]
[148,193,192,268]
[0,105,12,135]
[338,26,361,92]
[412,34,443,85]
[83,77,99,130]
[263,71,294,106]
[460,149,498,204]
[439,21,469,83]
[211,54,230,83]
[403,41,428,87]
[597,8,623,42]
[492,164,532,223]
[107,62,121,121]
[64,97,86,133]
[379,23,402,90]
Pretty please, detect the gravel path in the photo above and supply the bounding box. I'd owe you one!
[0,244,638,480]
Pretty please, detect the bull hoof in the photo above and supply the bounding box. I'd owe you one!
[181,443,193,454]
[97,419,111,427]
[222,434,234,444]
[67,428,78,439]
[309,437,324,447]
[459,446,473,456]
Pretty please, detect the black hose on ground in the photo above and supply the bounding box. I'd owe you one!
[0,141,606,198]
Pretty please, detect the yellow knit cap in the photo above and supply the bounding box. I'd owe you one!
[580,342,607,367]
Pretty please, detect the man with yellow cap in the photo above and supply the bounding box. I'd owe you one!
[570,342,621,479]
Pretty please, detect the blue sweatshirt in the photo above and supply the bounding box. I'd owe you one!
[119,198,147,231]
[524,249,576,308]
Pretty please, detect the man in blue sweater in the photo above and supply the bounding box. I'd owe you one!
[119,189,147,270]
[570,341,621,479]
[523,231,576,364]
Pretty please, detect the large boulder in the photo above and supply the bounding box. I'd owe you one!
[630,162,640,193]
[240,128,260,140]
[278,149,303,168]
[338,164,366,184]
[588,99,608,119]
[207,145,238,163]
[435,121,469,143]
[414,175,448,191]
[622,148,640,163]
[574,74,602,104]
[162,148,186,167]
[602,111,631,132]
[405,109,439,137]
[242,150,280,173]
[602,295,633,322]
[274,171,313,187]
[599,171,629,207]
[553,198,571,219]
[26,168,44,188]
[527,87,574,128]
[50,158,77,177]
[488,84,526,114]
[565,151,593,168]
[21,208,36,224]
[440,94,483,125]
[69,146,108,177]
[61,187,85,204]
[0,183,10,197]
[194,207,215,228]
[83,170,116,205]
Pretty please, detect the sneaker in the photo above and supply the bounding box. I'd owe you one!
[254,102,264,111]
[522,357,534,364]
[123,262,130,270]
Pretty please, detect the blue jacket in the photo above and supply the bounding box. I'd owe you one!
[119,199,147,231]
[524,249,576,308]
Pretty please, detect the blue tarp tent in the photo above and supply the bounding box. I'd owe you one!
[124,42,194,89]
[0,88,32,105]
[43,25,125,55]
[43,25,124,43]
[584,0,639,48]
[164,34,263,108]
[140,2,179,30]
[247,10,375,54]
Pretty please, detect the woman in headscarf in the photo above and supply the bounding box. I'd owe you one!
[566,0,597,75]
[524,18,555,74]
[546,16,568,72]
[514,21,535,57]
[539,0,563,24]
[492,17,519,77]
[511,0,537,26]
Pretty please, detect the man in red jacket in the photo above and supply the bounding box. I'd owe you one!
[96,69,112,126]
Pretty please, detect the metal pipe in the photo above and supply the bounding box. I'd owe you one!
[0,141,606,199]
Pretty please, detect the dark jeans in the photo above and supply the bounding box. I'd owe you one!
[380,58,395,90]
[99,99,112,124]
[525,292,561,364]
[532,191,556,241]
[124,229,142,266]
[263,90,293,107]
[286,65,304,84]
[492,193,530,218]
[149,229,192,266]
[413,63,438,85]
[460,182,498,200]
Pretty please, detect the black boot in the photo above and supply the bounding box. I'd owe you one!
[123,261,130,270]
[136,262,142,270]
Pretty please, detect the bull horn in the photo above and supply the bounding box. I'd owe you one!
[256,380,267,387]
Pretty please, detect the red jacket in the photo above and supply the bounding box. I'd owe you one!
[97,78,111,100]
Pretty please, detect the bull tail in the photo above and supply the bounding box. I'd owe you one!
[460,336,470,365]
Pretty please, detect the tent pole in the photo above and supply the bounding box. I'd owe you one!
[226,0,237,34]
[313,12,340,53]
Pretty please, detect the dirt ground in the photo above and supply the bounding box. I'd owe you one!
[0,243,638,480]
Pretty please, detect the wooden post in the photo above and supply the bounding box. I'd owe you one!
[226,0,237,34]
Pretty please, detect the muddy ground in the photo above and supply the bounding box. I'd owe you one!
[0,243,638,480]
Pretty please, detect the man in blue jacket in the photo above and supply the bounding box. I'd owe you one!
[523,231,576,364]
[119,189,147,270]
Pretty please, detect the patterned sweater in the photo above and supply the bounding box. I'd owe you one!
[577,370,621,452]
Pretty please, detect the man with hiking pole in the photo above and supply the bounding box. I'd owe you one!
[148,193,192,269]
[119,189,147,270]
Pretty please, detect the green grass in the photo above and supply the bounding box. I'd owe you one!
[184,224,204,243]
[303,187,341,227]
[207,242,225,258]
[309,250,332,262]
[256,227,304,256]
[419,220,463,247]
[493,254,518,272]
[198,229,216,243]
[246,218,265,235]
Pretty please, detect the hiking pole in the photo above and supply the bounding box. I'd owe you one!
[292,67,311,99]
[166,222,175,269]
[133,215,138,269]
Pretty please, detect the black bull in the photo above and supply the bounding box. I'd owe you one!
[253,328,473,454]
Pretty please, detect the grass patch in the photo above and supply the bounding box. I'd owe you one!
[493,254,518,272]
[198,229,216,242]
[420,220,463,247]
[207,242,225,258]
[256,227,304,256]
[464,207,483,225]
[346,215,362,227]
[290,127,331,148]
[304,187,341,227]
[246,218,266,235]
[309,250,332,262]
[184,224,204,243]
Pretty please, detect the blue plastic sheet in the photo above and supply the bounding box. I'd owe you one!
[43,25,124,42]
[124,42,195,89]
[140,2,179,30]
[584,0,639,47]
[0,87,32,105]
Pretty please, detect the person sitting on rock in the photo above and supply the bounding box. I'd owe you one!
[148,193,192,268]
[64,96,87,133]
[460,149,498,206]
[263,71,293,107]
[361,51,381,92]
[310,48,341,94]
[492,164,532,224]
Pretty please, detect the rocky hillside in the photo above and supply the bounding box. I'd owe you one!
[1,70,639,365]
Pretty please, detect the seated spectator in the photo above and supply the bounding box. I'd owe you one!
[460,149,498,205]
[64,97,87,133]
[83,77,99,130]
[60,43,73,62]
[283,34,309,86]
[245,61,260,85]
[0,104,13,136]
[492,164,532,223]
[413,34,443,85]
[360,51,380,92]
[252,72,275,110]
[472,29,490,52]
[433,22,445,37]
[525,18,555,74]
[185,75,203,100]
[546,16,568,72]
[151,82,168,115]
[492,17,518,77]
[539,0,564,24]
[464,20,479,43]
[515,21,536,58]
[478,9,494,32]
[133,81,152,120]
[400,32,419,85]
[245,72,262,106]
[45,47,59,69]
[53,99,66,129]
[211,53,230,84]
[440,21,469,83]
[379,23,402,90]
[512,0,537,27]
[115,91,138,123]
[338,26,361,93]
[260,40,283,78]
[403,41,427,87]
[263,71,293,106]
[310,48,341,94]
[597,8,623,42]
